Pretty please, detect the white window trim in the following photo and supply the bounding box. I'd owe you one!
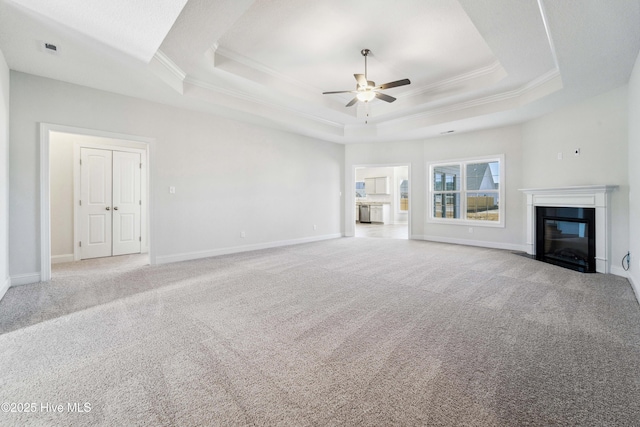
[427,154,505,228]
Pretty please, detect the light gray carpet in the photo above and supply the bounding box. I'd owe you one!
[0,238,639,426]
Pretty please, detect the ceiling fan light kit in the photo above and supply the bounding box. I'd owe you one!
[323,48,411,107]
[356,90,375,102]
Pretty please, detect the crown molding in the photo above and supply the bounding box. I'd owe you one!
[517,67,561,93]
[153,50,186,81]
[183,66,561,142]
[150,50,186,94]
[381,68,562,127]
[403,60,506,98]
[212,46,318,93]
[184,76,344,129]
[155,45,562,143]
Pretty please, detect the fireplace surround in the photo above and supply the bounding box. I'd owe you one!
[520,186,617,274]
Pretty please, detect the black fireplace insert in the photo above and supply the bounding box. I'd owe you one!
[535,206,596,273]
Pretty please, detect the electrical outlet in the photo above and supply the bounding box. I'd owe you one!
[468,227,473,234]
[574,148,580,156]
[169,186,176,194]
[313,224,317,230]
[240,231,246,238]
[557,152,563,160]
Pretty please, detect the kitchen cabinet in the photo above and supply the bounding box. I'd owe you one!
[364,176,390,194]
[364,178,376,195]
[370,205,382,222]
[370,204,389,224]
[375,177,389,194]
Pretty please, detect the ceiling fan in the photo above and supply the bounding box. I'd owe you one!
[323,49,411,107]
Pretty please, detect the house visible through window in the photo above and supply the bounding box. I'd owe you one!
[429,156,503,226]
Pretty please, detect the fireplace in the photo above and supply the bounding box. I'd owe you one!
[519,185,617,274]
[535,206,595,272]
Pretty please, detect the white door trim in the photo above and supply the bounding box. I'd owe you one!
[74,143,148,261]
[40,123,155,282]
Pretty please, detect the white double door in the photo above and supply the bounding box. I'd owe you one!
[80,148,141,259]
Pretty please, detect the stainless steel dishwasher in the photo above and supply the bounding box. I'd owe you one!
[359,204,371,223]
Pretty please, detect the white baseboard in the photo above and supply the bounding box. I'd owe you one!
[0,277,10,301]
[51,254,74,264]
[10,272,42,286]
[155,233,343,265]
[414,234,527,252]
[609,265,629,278]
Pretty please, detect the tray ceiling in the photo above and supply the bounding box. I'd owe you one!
[1,0,639,143]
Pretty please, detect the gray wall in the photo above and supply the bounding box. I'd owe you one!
[522,86,629,275]
[5,67,636,293]
[346,86,630,277]
[628,52,640,298]
[9,72,344,279]
[421,125,523,249]
[345,126,524,250]
[0,49,9,299]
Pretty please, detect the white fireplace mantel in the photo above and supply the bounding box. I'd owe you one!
[519,185,618,273]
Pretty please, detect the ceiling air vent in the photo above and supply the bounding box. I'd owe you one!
[44,43,58,53]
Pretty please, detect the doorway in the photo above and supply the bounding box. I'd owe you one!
[41,124,154,282]
[354,164,410,239]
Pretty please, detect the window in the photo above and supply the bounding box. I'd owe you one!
[355,181,366,197]
[399,179,408,211]
[428,155,504,226]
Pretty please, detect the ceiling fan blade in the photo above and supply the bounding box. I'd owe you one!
[345,97,359,107]
[375,92,396,103]
[354,74,367,87]
[376,78,411,90]
[323,90,356,94]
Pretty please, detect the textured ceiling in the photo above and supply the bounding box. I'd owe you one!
[217,0,496,90]
[7,0,188,62]
[0,0,639,143]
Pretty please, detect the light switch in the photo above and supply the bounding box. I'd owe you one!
[169,186,175,194]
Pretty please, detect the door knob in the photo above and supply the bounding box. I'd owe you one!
[113,207,119,210]
[105,207,110,210]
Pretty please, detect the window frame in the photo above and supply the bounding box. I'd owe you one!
[427,154,505,228]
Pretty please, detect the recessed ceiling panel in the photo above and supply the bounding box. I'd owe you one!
[217,0,499,92]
